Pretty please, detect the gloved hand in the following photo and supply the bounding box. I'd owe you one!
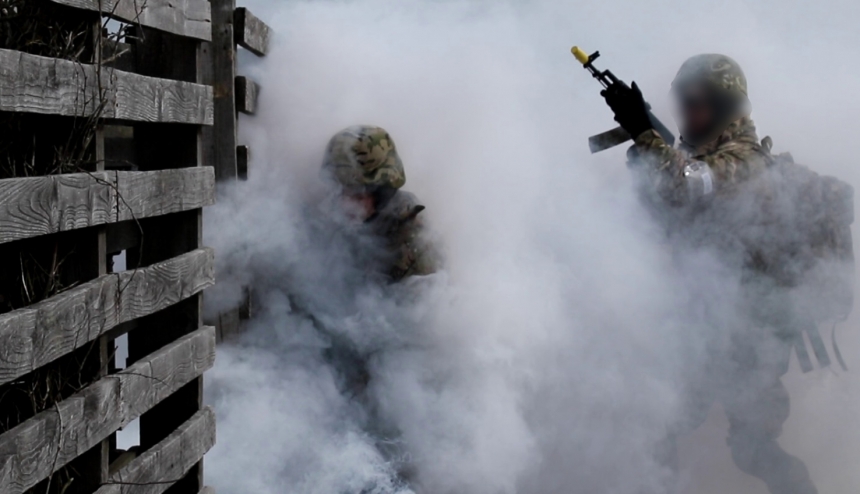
[601,81,653,139]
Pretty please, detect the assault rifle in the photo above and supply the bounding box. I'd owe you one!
[571,46,676,154]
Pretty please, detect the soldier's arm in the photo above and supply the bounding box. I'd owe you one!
[630,129,768,205]
[407,216,441,276]
[392,215,441,280]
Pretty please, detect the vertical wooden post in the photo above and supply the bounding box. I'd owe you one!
[75,17,111,492]
[126,26,207,494]
[204,0,238,181]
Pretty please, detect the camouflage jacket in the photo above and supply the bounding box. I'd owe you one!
[369,190,440,282]
[626,118,774,282]
[628,117,771,207]
[629,118,855,321]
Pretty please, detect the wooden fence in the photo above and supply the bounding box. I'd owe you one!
[203,0,269,342]
[0,0,270,493]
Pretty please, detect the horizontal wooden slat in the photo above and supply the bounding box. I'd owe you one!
[0,248,215,386]
[0,49,214,124]
[95,407,215,494]
[50,0,212,41]
[116,248,214,324]
[0,167,215,245]
[234,8,271,57]
[0,171,115,244]
[0,326,216,494]
[117,168,216,221]
[234,76,257,115]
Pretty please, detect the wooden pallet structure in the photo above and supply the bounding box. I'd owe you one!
[203,0,270,343]
[0,0,271,492]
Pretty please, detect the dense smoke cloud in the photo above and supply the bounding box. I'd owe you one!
[202,1,860,493]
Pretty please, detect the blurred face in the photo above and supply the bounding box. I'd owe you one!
[673,84,715,143]
[340,189,376,221]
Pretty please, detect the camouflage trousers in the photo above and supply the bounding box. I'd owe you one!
[656,335,817,494]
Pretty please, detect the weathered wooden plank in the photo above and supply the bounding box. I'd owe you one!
[117,248,214,325]
[95,407,215,494]
[0,168,215,245]
[234,8,271,57]
[0,248,214,386]
[117,168,216,221]
[0,49,213,124]
[234,76,257,115]
[205,0,238,181]
[50,0,212,41]
[0,172,116,244]
[0,327,216,494]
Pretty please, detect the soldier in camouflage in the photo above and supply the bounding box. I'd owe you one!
[603,56,818,494]
[319,126,439,490]
[322,125,439,282]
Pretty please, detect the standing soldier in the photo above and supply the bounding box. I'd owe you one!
[602,55,823,494]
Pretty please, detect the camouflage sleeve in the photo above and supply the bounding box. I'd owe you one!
[631,129,769,205]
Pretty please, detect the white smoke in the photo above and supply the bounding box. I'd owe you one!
[202,1,860,493]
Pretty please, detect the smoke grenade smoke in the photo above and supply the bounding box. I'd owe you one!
[202,1,860,493]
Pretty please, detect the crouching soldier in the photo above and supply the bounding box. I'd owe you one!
[321,125,439,283]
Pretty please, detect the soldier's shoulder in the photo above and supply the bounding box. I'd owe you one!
[380,190,426,223]
[387,189,421,209]
[720,135,763,155]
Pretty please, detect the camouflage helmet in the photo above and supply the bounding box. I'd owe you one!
[672,54,748,96]
[671,54,750,114]
[671,54,751,145]
[322,125,406,191]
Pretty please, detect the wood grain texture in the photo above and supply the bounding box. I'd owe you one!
[234,8,271,57]
[117,168,215,221]
[234,76,257,115]
[0,49,213,124]
[94,407,215,494]
[116,248,214,325]
[0,168,215,245]
[0,327,216,494]
[0,172,116,244]
[0,248,214,386]
[50,0,212,41]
